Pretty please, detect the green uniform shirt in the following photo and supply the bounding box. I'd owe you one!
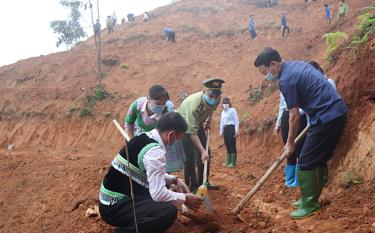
[338,3,348,16]
[178,91,219,135]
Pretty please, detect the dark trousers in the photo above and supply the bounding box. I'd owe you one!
[282,25,290,36]
[182,127,211,191]
[249,30,257,39]
[299,114,347,170]
[99,195,177,233]
[197,127,211,185]
[280,111,308,165]
[223,125,237,154]
[167,32,175,43]
[182,134,199,191]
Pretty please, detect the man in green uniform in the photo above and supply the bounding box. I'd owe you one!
[178,78,225,192]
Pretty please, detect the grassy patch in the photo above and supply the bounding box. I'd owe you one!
[120,63,129,69]
[80,108,92,117]
[343,170,364,185]
[95,86,110,101]
[348,12,375,50]
[248,87,263,105]
[69,107,79,112]
[323,31,348,63]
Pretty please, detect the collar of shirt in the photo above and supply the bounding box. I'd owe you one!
[146,129,166,151]
[141,98,162,120]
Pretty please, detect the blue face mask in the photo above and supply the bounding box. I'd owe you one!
[150,102,165,114]
[265,66,278,81]
[203,94,217,106]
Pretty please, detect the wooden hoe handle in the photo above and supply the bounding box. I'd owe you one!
[232,126,309,215]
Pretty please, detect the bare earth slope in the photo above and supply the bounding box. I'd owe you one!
[0,0,374,232]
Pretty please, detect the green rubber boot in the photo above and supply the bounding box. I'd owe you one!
[292,165,328,209]
[227,153,237,168]
[290,169,321,219]
[223,153,231,167]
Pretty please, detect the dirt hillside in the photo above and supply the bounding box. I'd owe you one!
[0,0,374,232]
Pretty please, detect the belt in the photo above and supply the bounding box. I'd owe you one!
[99,154,150,206]
[112,154,149,189]
[99,183,128,206]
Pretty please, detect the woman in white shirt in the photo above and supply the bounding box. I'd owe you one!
[220,97,239,168]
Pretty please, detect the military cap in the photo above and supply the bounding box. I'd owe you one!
[202,78,225,90]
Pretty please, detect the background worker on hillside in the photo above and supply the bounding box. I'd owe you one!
[106,16,114,34]
[124,85,184,173]
[338,0,349,19]
[254,47,348,219]
[127,13,135,22]
[144,11,150,22]
[220,97,239,168]
[111,12,117,26]
[249,15,257,40]
[281,12,290,37]
[99,112,202,233]
[178,78,225,192]
[94,19,101,38]
[164,28,176,43]
[324,4,332,24]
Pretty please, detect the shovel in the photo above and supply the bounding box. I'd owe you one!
[196,130,214,213]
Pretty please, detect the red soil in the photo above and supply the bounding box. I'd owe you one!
[0,0,374,232]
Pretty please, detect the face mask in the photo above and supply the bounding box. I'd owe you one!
[150,102,165,114]
[204,94,217,106]
[265,66,278,81]
[223,104,230,109]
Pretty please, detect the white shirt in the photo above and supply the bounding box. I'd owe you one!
[220,107,239,135]
[144,13,149,20]
[143,129,186,207]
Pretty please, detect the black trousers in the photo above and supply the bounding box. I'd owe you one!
[182,127,211,191]
[99,195,177,233]
[197,127,211,185]
[299,114,347,170]
[280,111,307,165]
[282,25,290,36]
[167,32,175,42]
[223,125,237,154]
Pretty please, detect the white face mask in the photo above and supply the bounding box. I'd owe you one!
[223,104,230,109]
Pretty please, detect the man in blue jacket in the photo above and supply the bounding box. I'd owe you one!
[254,47,348,219]
[281,13,290,37]
[164,28,176,43]
[249,15,257,40]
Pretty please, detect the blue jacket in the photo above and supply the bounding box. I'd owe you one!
[249,17,255,31]
[281,15,287,26]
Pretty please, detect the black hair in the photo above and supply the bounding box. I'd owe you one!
[157,112,188,133]
[324,4,328,7]
[222,97,232,108]
[149,85,169,100]
[254,47,282,67]
[308,60,325,74]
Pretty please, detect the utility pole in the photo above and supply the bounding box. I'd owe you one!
[88,0,102,86]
